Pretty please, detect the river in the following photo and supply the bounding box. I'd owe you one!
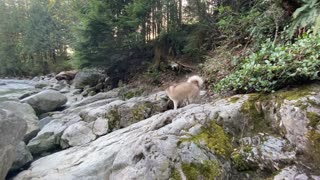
[0,79,35,102]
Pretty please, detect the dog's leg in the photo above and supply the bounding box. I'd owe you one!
[173,100,178,110]
[186,98,190,105]
[188,97,194,105]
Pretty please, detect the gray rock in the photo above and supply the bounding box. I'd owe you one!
[71,89,120,108]
[232,135,295,172]
[60,121,97,148]
[19,90,39,100]
[0,101,39,143]
[10,142,33,172]
[274,166,320,180]
[92,118,108,136]
[34,80,49,89]
[73,70,106,89]
[31,76,40,81]
[0,109,27,180]
[14,105,229,180]
[39,116,54,129]
[59,88,70,94]
[72,89,82,95]
[27,114,82,155]
[21,90,67,114]
[13,84,320,179]
[95,83,104,91]
[88,91,96,96]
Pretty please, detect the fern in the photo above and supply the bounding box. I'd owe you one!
[289,0,320,36]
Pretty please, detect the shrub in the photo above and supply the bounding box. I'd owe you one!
[214,33,320,93]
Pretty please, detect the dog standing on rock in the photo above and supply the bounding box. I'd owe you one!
[166,75,204,110]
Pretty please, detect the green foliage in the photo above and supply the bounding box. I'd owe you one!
[182,23,214,59]
[215,1,288,49]
[0,0,74,77]
[73,0,183,70]
[289,0,320,36]
[215,33,320,93]
[231,153,250,171]
[202,1,288,85]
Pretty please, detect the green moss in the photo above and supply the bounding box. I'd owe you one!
[240,94,273,134]
[307,99,320,109]
[306,112,320,128]
[306,130,320,170]
[171,168,181,180]
[243,146,253,153]
[295,100,309,111]
[106,107,121,130]
[132,104,147,121]
[305,109,320,170]
[181,161,221,180]
[120,89,144,100]
[186,121,232,158]
[240,85,316,135]
[231,153,250,171]
[273,85,313,101]
[229,96,240,103]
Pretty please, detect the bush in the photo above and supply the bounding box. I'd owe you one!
[214,33,320,93]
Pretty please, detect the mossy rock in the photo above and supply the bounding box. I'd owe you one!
[132,104,150,121]
[305,111,320,171]
[306,112,320,128]
[171,161,221,180]
[272,84,315,102]
[119,88,144,100]
[240,94,273,135]
[231,152,251,171]
[184,121,232,158]
[229,96,240,103]
[105,107,121,131]
[305,130,320,171]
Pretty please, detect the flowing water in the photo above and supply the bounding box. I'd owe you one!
[0,79,35,102]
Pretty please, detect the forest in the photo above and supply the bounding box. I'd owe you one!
[0,0,320,94]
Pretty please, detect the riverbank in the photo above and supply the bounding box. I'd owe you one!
[1,72,320,180]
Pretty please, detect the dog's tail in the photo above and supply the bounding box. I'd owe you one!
[187,75,204,88]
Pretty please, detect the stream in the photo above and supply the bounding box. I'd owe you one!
[0,79,35,102]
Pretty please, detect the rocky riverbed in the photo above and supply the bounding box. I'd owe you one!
[1,72,320,180]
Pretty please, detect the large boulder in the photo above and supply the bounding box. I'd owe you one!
[21,90,67,114]
[13,84,320,179]
[55,70,78,81]
[27,113,82,155]
[14,105,232,180]
[60,121,97,148]
[10,141,33,172]
[27,91,167,153]
[71,88,120,108]
[73,70,106,89]
[0,109,27,180]
[0,101,39,143]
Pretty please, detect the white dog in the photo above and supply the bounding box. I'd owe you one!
[166,75,204,110]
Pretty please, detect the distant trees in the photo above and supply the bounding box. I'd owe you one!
[0,0,73,77]
[73,0,186,69]
[0,0,318,79]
